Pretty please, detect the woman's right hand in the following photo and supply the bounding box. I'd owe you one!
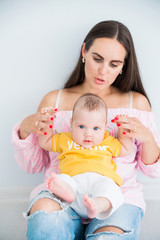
[19,107,56,139]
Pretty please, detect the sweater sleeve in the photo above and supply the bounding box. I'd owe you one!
[11,123,50,173]
[136,112,160,177]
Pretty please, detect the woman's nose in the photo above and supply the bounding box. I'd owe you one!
[99,63,108,75]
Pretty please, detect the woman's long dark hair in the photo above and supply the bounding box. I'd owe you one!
[64,20,150,105]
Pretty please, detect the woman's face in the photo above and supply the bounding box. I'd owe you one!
[82,38,126,90]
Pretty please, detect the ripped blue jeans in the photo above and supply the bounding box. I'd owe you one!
[26,191,143,240]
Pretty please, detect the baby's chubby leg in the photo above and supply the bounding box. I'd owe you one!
[46,173,75,202]
[83,194,111,219]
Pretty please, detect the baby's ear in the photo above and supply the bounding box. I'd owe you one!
[70,118,73,128]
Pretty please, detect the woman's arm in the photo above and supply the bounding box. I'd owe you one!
[117,116,160,164]
[131,93,160,164]
[12,123,50,173]
[114,92,160,165]
[12,90,59,173]
[141,130,160,165]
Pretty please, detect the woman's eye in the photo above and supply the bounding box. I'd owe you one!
[79,125,84,129]
[94,58,102,62]
[111,63,118,68]
[93,127,99,131]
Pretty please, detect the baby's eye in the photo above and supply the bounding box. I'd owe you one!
[93,127,99,131]
[79,125,84,129]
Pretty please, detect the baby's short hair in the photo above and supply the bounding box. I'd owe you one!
[73,93,107,118]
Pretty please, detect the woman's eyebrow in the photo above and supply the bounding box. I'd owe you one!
[92,52,123,63]
[112,60,123,63]
[92,52,103,59]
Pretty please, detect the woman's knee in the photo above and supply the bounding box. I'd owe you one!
[93,226,125,234]
[27,206,65,240]
[27,199,67,239]
[27,199,83,240]
[29,198,62,215]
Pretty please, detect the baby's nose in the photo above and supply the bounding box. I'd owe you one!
[85,129,92,136]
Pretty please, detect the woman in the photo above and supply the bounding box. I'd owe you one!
[12,20,160,240]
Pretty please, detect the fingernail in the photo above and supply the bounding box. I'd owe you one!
[49,125,53,128]
[44,132,47,135]
[54,108,58,112]
[115,117,119,120]
[123,132,126,135]
[111,119,115,123]
[50,117,54,121]
[117,123,121,127]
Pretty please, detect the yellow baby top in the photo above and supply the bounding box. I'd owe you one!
[52,131,122,186]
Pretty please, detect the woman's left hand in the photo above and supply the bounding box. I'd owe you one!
[111,115,152,143]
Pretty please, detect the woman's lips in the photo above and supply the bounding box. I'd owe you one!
[95,77,105,85]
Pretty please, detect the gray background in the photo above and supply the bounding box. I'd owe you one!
[0,0,160,191]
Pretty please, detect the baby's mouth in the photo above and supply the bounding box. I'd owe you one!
[83,140,92,143]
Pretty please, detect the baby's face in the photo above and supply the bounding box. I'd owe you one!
[71,108,106,149]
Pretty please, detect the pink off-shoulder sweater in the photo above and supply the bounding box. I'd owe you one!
[11,91,160,212]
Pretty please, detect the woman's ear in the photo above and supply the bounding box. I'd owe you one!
[82,42,86,58]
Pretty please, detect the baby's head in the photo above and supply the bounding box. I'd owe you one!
[71,93,107,149]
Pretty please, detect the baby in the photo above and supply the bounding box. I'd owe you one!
[39,93,133,219]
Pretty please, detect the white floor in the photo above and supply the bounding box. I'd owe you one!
[0,201,28,240]
[0,189,160,240]
[139,200,160,240]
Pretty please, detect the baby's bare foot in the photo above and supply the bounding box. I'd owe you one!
[83,194,98,219]
[46,173,75,202]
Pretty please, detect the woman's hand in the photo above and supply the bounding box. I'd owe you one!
[111,115,152,143]
[112,115,160,164]
[19,107,57,139]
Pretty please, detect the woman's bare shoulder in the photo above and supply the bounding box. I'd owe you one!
[132,91,151,112]
[59,87,82,110]
[37,89,60,111]
[38,87,82,111]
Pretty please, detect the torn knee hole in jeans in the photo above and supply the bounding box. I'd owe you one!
[93,226,131,234]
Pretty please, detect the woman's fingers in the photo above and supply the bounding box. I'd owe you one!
[117,122,137,132]
[41,106,57,116]
[112,115,137,129]
[35,119,53,131]
[113,115,152,142]
[33,107,58,136]
[20,108,56,139]
[112,115,137,133]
